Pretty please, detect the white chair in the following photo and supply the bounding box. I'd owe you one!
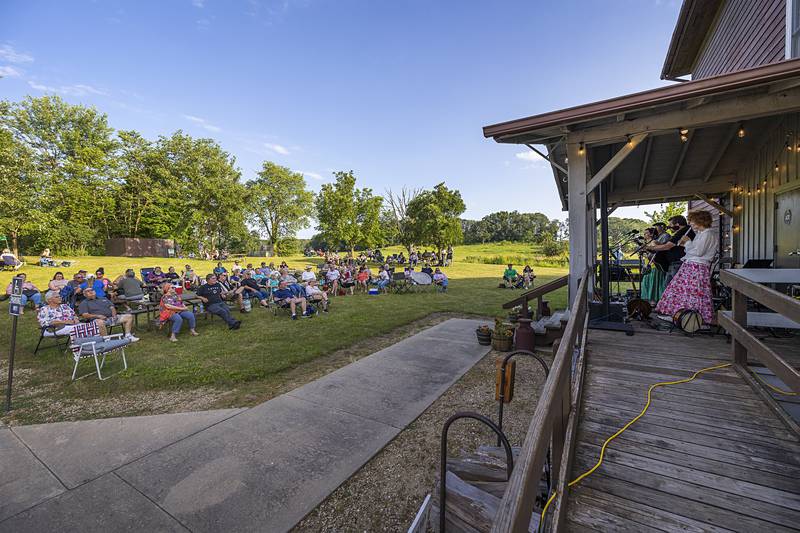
[68,322,130,381]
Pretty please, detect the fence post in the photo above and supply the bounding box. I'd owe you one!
[732,288,747,366]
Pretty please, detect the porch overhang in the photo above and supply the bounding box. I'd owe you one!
[483,59,800,210]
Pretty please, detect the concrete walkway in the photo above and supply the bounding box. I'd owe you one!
[0,318,490,532]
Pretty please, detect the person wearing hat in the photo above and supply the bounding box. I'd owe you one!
[301,265,316,284]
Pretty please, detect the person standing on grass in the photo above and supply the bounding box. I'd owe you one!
[78,288,139,341]
[196,274,241,330]
[159,282,198,342]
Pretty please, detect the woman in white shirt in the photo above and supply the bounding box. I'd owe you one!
[655,210,716,323]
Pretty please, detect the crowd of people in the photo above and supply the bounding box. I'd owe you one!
[5,252,452,345]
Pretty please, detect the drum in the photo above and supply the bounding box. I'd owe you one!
[673,309,702,333]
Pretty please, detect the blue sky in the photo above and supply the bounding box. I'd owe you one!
[0,0,682,237]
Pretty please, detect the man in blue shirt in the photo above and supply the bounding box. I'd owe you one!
[272,280,311,320]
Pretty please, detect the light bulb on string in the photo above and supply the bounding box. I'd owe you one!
[737,124,745,138]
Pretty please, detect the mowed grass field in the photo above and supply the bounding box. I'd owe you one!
[0,243,567,424]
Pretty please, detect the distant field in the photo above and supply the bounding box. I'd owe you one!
[0,244,568,425]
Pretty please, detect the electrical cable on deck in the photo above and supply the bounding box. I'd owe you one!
[537,361,733,532]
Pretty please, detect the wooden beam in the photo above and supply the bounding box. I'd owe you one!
[567,141,588,304]
[694,192,733,217]
[608,176,735,204]
[571,88,800,144]
[637,136,653,191]
[525,143,567,174]
[768,78,800,94]
[669,129,694,186]
[720,269,800,324]
[585,133,648,194]
[685,96,711,109]
[702,125,739,182]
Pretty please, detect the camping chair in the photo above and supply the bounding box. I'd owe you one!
[390,272,410,294]
[1,254,24,271]
[68,321,130,381]
[34,325,71,355]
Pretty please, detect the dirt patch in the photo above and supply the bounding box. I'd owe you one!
[294,348,551,533]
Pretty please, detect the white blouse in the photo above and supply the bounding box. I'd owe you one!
[682,228,717,265]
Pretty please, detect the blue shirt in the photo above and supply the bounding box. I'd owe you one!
[272,288,294,301]
[80,279,107,298]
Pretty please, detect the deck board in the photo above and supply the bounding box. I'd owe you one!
[565,329,800,532]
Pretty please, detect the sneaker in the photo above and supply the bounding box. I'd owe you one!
[302,312,313,318]
[125,334,140,343]
[291,314,298,320]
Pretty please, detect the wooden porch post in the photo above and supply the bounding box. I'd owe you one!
[567,139,588,305]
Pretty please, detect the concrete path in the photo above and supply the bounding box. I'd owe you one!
[0,318,490,532]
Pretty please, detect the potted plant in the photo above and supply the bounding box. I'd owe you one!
[475,324,492,345]
[491,318,514,352]
[508,305,522,323]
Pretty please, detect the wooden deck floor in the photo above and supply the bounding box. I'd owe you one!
[565,328,800,532]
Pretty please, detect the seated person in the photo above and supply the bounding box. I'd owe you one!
[304,279,329,312]
[272,280,311,319]
[164,266,180,281]
[325,266,340,295]
[1,248,23,268]
[159,282,198,342]
[502,264,519,287]
[340,267,355,294]
[301,265,316,284]
[239,270,269,308]
[268,271,280,291]
[522,265,536,289]
[48,272,69,292]
[433,268,449,292]
[65,271,86,307]
[37,290,84,335]
[114,269,146,308]
[375,266,391,291]
[196,274,241,329]
[6,273,43,312]
[146,266,167,284]
[280,267,298,284]
[182,265,200,287]
[356,266,370,293]
[39,248,56,267]
[421,263,434,276]
[213,262,227,276]
[77,287,139,341]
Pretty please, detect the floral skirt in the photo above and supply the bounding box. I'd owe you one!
[655,261,714,323]
[640,267,666,304]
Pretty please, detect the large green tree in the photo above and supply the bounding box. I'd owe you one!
[406,182,466,254]
[645,202,686,224]
[315,170,383,253]
[1,95,119,252]
[246,162,314,252]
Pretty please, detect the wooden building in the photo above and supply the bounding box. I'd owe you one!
[472,1,800,531]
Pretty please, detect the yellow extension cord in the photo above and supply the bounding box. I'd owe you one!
[751,370,799,396]
[537,361,734,531]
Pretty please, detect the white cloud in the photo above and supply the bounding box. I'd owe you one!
[264,142,289,155]
[192,0,205,7]
[301,171,323,180]
[28,80,107,96]
[0,65,22,78]
[514,150,549,168]
[182,114,222,132]
[0,44,33,64]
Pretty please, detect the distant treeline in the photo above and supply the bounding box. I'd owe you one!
[460,211,565,244]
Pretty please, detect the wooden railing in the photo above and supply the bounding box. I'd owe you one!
[491,270,590,533]
[502,275,569,320]
[718,270,800,393]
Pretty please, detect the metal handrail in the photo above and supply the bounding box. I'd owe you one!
[496,350,550,444]
[440,412,513,532]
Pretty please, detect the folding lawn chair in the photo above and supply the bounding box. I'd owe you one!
[34,325,71,355]
[68,321,130,381]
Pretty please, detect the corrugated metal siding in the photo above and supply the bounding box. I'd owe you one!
[733,114,800,263]
[693,0,786,79]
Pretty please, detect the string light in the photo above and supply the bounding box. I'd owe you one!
[578,142,584,155]
[626,135,632,146]
[774,161,780,172]
[679,128,689,142]
[737,124,745,138]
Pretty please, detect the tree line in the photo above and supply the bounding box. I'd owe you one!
[0,95,469,257]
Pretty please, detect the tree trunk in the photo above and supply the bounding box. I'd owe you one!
[11,231,18,256]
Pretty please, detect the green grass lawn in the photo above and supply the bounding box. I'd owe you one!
[0,244,567,424]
